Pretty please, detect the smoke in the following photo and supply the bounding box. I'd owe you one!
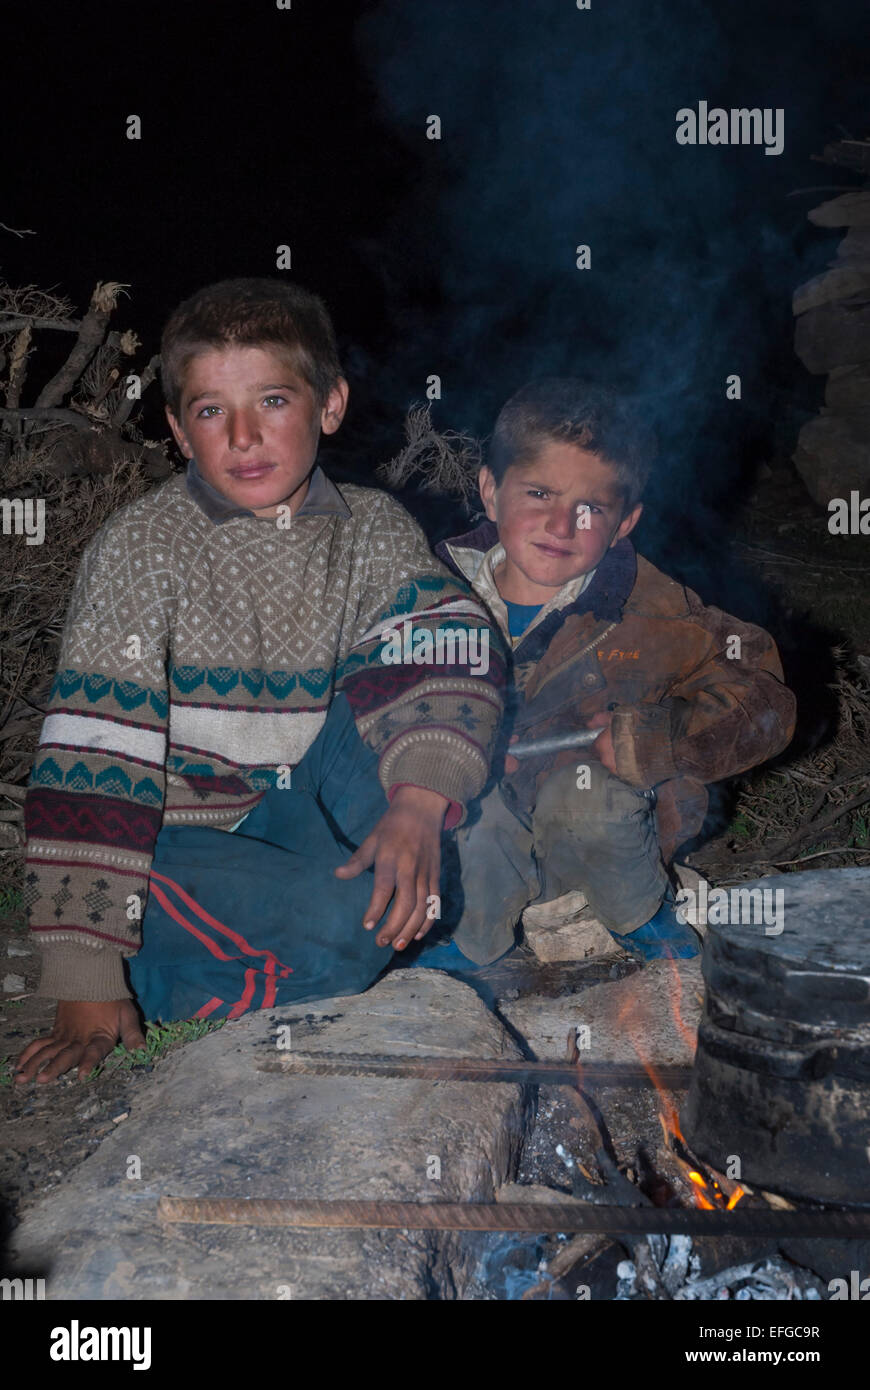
[353,0,865,599]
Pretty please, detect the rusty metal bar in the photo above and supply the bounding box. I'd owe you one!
[157,1196,870,1236]
[256,1053,694,1088]
[510,728,600,759]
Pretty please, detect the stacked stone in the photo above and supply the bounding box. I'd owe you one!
[794,184,870,506]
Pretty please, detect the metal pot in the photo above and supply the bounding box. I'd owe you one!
[681,867,870,1206]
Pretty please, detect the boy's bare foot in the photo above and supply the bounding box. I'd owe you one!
[14,999,146,1085]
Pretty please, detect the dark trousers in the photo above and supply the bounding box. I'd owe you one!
[451,760,669,964]
[129,695,396,1021]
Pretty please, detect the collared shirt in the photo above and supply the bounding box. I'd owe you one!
[185,457,351,525]
[469,541,597,647]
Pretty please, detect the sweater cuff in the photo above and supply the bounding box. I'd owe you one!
[380,733,487,826]
[36,944,132,1002]
[611,704,680,788]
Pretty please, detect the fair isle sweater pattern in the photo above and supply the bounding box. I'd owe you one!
[23,469,505,997]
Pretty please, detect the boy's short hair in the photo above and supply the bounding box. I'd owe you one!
[488,377,656,510]
[160,277,343,417]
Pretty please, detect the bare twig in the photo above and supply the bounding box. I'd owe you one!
[771,785,870,860]
[0,222,36,238]
[733,540,870,575]
[377,403,482,500]
[773,846,870,868]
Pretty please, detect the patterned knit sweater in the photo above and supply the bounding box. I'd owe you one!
[23,462,505,1001]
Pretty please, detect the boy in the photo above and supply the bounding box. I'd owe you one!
[430,378,796,965]
[15,277,505,1084]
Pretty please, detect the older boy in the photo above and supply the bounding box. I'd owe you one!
[430,378,796,965]
[16,278,504,1083]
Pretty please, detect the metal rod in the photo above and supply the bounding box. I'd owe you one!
[157,1196,870,1236]
[256,1054,695,1088]
[509,728,600,759]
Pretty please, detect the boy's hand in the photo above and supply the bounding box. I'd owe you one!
[14,1000,146,1085]
[334,786,448,951]
[586,711,617,774]
[504,718,618,776]
[504,735,520,775]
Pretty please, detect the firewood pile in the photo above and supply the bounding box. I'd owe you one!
[0,280,171,889]
[0,279,168,480]
[793,139,870,507]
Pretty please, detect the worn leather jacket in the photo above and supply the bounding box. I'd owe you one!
[437,521,797,862]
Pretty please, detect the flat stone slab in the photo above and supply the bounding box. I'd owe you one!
[501,958,703,1064]
[523,915,623,963]
[9,971,531,1300]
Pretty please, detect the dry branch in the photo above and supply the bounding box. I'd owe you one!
[35,282,128,409]
[111,353,160,426]
[0,221,36,238]
[0,315,80,333]
[771,784,870,860]
[0,407,93,432]
[377,403,482,501]
[5,324,32,409]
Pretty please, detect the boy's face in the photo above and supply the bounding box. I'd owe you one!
[166,345,348,518]
[479,440,642,605]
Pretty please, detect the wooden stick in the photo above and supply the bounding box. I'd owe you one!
[0,406,92,432]
[111,353,161,426]
[34,282,126,410]
[0,315,80,333]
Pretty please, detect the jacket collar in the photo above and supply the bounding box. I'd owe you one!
[185,457,352,525]
[437,520,637,660]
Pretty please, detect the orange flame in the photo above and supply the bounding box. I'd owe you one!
[616,966,743,1210]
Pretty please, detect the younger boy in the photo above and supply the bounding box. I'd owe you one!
[432,378,796,965]
[16,278,505,1084]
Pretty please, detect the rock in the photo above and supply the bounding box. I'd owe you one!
[793,265,870,316]
[793,413,870,505]
[522,889,587,927]
[672,863,711,941]
[2,974,26,992]
[808,192,870,229]
[500,958,703,1063]
[836,230,870,263]
[7,943,31,957]
[8,971,532,1300]
[794,293,870,374]
[523,910,625,964]
[496,1181,578,1204]
[825,364,870,412]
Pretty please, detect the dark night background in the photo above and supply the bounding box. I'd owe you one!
[4,0,868,597]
